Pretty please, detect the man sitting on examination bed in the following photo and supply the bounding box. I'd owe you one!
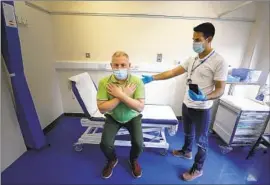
[96,51,145,179]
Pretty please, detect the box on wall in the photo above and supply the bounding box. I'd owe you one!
[231,68,262,83]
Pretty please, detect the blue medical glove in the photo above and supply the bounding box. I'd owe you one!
[188,89,207,101]
[141,75,154,84]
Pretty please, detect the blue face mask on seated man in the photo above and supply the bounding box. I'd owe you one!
[113,69,128,80]
[193,42,205,54]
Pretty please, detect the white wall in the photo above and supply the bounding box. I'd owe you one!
[29,1,51,10]
[1,61,27,172]
[253,2,270,85]
[241,1,270,86]
[55,62,234,116]
[11,1,267,118]
[57,66,184,114]
[49,1,256,19]
[48,1,260,116]
[14,2,63,129]
[243,2,269,68]
[50,1,255,68]
[56,65,261,117]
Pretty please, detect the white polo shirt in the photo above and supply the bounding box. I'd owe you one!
[181,50,228,109]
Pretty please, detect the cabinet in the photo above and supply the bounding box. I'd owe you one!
[210,83,261,130]
[213,96,270,147]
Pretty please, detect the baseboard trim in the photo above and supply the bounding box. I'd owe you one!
[64,113,86,117]
[43,113,88,134]
[43,114,64,135]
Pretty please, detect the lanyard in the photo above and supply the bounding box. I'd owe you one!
[187,50,215,80]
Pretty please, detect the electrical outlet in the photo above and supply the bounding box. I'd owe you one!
[157,53,162,62]
[174,60,181,65]
[85,53,91,58]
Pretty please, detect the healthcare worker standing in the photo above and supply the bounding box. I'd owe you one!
[142,22,228,181]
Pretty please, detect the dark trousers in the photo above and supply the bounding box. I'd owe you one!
[100,114,144,162]
[182,103,211,171]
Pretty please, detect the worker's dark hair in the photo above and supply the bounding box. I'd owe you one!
[193,22,215,39]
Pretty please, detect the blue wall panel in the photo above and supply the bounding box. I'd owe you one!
[1,1,47,150]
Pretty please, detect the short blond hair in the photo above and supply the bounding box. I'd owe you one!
[112,51,129,60]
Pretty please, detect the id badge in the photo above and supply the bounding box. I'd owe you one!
[186,79,192,85]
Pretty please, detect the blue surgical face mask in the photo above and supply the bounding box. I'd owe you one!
[193,42,205,53]
[113,69,128,80]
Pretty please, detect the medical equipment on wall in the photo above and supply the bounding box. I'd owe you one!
[213,95,270,154]
[227,75,240,82]
[68,72,179,155]
[231,68,262,83]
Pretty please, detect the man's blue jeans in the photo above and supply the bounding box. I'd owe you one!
[181,103,211,171]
